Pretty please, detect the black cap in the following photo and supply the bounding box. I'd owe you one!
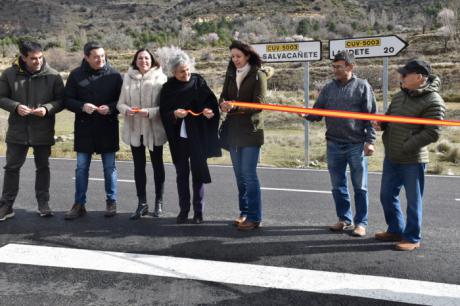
[397,59,431,76]
[333,51,355,65]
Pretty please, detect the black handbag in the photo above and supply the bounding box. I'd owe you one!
[218,119,230,151]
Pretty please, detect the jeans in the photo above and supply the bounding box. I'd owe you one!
[380,157,426,243]
[174,138,204,214]
[0,143,51,207]
[75,152,117,205]
[327,141,368,226]
[229,146,262,222]
[131,137,165,202]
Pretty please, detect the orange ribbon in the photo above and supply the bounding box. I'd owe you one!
[186,110,204,116]
[229,102,459,127]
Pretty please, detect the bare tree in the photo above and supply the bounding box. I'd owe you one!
[414,13,428,34]
[438,26,452,51]
[381,10,389,30]
[368,9,376,29]
[177,25,195,48]
[437,8,458,50]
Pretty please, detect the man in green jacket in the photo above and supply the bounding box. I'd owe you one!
[374,59,445,251]
[0,41,64,221]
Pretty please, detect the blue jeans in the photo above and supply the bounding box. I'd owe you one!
[327,141,368,227]
[75,152,117,205]
[380,157,426,243]
[229,146,262,222]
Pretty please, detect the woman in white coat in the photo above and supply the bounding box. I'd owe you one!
[117,48,167,219]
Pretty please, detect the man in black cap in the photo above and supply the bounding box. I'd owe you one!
[374,59,445,251]
[304,51,377,237]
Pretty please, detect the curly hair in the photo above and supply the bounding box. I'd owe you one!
[154,46,195,77]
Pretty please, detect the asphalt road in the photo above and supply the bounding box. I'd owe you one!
[0,156,459,305]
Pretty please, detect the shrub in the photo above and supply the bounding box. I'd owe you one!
[428,162,444,174]
[45,48,81,71]
[446,147,460,163]
[436,140,452,153]
[297,19,311,36]
[102,33,134,51]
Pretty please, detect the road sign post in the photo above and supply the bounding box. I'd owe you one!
[328,35,408,113]
[252,41,322,167]
[303,62,310,167]
[383,57,389,112]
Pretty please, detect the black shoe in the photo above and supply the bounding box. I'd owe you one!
[0,204,14,222]
[153,198,163,217]
[192,212,203,224]
[176,211,188,224]
[130,204,149,220]
[104,200,117,218]
[38,202,53,217]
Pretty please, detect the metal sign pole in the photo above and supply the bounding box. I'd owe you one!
[303,62,310,167]
[383,57,389,112]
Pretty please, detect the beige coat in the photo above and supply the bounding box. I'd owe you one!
[117,66,167,150]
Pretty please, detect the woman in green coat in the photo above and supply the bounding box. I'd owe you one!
[220,40,270,231]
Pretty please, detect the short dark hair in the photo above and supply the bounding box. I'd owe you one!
[333,51,355,65]
[131,48,160,70]
[83,41,103,56]
[19,41,42,57]
[228,40,262,68]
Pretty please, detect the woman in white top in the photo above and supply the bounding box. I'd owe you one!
[117,48,167,219]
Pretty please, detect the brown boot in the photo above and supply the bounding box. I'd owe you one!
[395,241,420,251]
[104,200,117,217]
[64,204,86,220]
[374,231,402,242]
[237,220,261,231]
[233,216,247,226]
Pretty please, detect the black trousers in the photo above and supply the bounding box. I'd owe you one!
[130,137,165,202]
[0,143,51,207]
[173,138,204,214]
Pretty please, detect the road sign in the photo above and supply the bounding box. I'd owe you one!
[328,35,408,59]
[251,40,321,166]
[252,41,322,63]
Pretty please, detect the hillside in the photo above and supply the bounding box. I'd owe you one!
[0,0,448,40]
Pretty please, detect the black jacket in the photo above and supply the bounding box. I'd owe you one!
[64,60,123,154]
[160,73,221,183]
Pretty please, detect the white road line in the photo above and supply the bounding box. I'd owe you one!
[0,244,458,305]
[84,177,331,194]
[83,177,135,183]
[261,187,331,194]
[456,199,460,201]
[2,156,460,178]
